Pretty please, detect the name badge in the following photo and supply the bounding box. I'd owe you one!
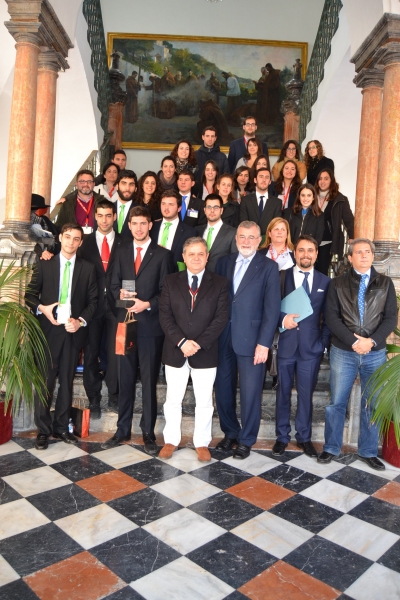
[57,302,71,325]
[187,209,198,218]
[82,226,93,234]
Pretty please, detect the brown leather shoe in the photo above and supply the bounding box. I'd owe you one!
[196,446,211,462]
[159,444,177,459]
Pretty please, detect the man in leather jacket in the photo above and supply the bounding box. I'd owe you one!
[319,238,398,470]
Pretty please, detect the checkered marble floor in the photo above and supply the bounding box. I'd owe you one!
[1,438,400,600]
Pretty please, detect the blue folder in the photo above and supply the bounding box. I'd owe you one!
[279,286,313,332]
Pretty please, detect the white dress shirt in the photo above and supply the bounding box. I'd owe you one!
[187,268,205,288]
[94,184,119,203]
[256,190,268,211]
[58,252,76,303]
[293,264,314,293]
[203,219,223,249]
[134,237,152,261]
[157,217,179,250]
[95,229,115,255]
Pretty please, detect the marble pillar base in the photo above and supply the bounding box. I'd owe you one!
[0,228,37,266]
[373,250,400,290]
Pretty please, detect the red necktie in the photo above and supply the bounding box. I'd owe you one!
[101,236,110,271]
[134,246,142,274]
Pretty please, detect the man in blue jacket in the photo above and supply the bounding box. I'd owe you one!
[214,221,281,458]
[273,235,331,458]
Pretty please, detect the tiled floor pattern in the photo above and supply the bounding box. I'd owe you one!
[0,437,400,599]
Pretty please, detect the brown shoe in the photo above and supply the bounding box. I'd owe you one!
[159,444,177,459]
[196,446,211,462]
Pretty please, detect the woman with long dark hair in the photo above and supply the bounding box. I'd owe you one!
[272,139,307,181]
[157,156,177,191]
[170,139,198,175]
[235,138,263,170]
[233,166,251,203]
[269,159,302,211]
[284,183,324,246]
[215,173,240,228]
[136,171,162,221]
[199,160,219,200]
[93,162,120,202]
[314,168,354,274]
[304,139,334,186]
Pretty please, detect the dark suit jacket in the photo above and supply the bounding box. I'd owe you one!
[79,232,123,319]
[215,251,281,355]
[278,267,331,360]
[283,208,325,246]
[228,137,269,173]
[55,190,104,232]
[25,255,98,348]
[150,219,196,268]
[195,222,237,272]
[180,195,204,228]
[113,202,138,241]
[239,192,282,233]
[159,269,229,368]
[110,240,174,337]
[268,182,296,210]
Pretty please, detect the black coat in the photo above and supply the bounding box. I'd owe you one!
[150,220,196,269]
[228,137,269,173]
[112,201,139,241]
[195,145,229,183]
[307,156,335,186]
[326,193,354,258]
[284,208,325,245]
[268,181,296,210]
[239,192,282,234]
[55,190,104,232]
[180,195,204,228]
[159,269,229,368]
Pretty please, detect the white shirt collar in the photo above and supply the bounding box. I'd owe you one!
[187,268,205,287]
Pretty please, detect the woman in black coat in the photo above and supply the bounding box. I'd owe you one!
[304,140,334,186]
[215,173,240,228]
[284,184,324,246]
[314,168,354,275]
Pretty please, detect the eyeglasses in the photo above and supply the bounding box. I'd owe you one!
[287,147,296,152]
[205,205,222,210]
[237,235,258,242]
[77,180,94,185]
[308,145,317,150]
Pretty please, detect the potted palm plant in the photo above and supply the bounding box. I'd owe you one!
[0,261,48,443]
[366,299,400,467]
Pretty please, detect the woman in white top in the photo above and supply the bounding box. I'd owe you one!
[199,160,219,200]
[235,138,263,171]
[94,162,120,202]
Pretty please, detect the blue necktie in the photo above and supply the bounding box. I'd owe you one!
[358,274,368,324]
[233,258,249,293]
[300,271,310,296]
[258,195,264,217]
[181,196,187,220]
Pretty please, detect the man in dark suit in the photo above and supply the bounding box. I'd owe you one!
[273,235,331,458]
[150,190,196,269]
[239,168,282,235]
[113,169,138,240]
[215,221,281,458]
[25,223,98,450]
[228,116,269,173]
[158,237,229,461]
[79,199,123,418]
[177,170,203,228]
[102,206,174,454]
[195,193,237,272]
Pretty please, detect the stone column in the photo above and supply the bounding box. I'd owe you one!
[283,112,300,143]
[353,69,384,240]
[32,48,60,206]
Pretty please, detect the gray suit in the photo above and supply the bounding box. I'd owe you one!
[196,222,237,272]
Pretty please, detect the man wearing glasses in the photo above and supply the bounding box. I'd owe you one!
[228,116,269,173]
[195,193,237,272]
[214,221,281,458]
[56,170,103,233]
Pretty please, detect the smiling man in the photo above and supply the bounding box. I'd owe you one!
[228,116,269,173]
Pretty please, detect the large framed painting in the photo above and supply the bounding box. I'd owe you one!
[107,33,308,154]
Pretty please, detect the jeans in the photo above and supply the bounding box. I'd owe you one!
[324,345,386,457]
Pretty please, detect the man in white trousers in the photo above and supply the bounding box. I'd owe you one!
[158,237,229,461]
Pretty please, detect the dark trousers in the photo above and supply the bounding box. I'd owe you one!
[34,327,80,436]
[83,308,118,402]
[315,242,332,276]
[215,324,266,446]
[276,348,321,444]
[116,335,163,439]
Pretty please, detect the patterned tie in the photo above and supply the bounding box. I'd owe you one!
[358,274,368,323]
[233,258,250,293]
[134,246,142,274]
[59,261,71,304]
[258,195,264,217]
[118,204,125,233]
[299,271,311,296]
[206,227,214,251]
[101,236,110,271]
[160,222,172,247]
[181,196,187,220]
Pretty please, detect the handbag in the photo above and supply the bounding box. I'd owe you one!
[115,310,138,355]
[266,269,287,377]
[71,399,90,438]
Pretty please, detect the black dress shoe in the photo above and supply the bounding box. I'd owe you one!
[143,433,158,456]
[317,451,337,464]
[297,441,318,458]
[53,431,79,445]
[89,405,101,420]
[233,443,251,459]
[35,434,48,450]
[272,441,287,456]
[357,455,386,471]
[101,434,131,450]
[216,437,238,451]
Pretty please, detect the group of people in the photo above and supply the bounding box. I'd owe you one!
[26,117,397,471]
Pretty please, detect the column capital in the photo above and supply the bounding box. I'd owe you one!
[38,47,60,73]
[351,13,400,72]
[374,43,400,68]
[353,68,385,90]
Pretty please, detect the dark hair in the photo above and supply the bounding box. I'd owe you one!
[274,159,302,196]
[277,139,301,162]
[244,116,257,125]
[204,193,223,207]
[250,154,270,188]
[304,140,324,168]
[216,173,235,201]
[160,189,182,207]
[201,160,219,188]
[243,138,263,161]
[254,167,271,178]
[136,171,161,213]
[76,169,94,182]
[294,234,318,251]
[233,166,251,191]
[161,155,177,168]
[116,169,137,186]
[102,161,120,177]
[202,125,217,136]
[60,223,84,238]
[170,140,197,167]
[95,199,116,214]
[292,184,321,217]
[113,149,127,159]
[128,205,152,223]
[178,169,195,183]
[314,168,339,201]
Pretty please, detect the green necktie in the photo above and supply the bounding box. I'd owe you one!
[118,204,125,233]
[206,227,214,251]
[160,222,172,247]
[59,261,71,304]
